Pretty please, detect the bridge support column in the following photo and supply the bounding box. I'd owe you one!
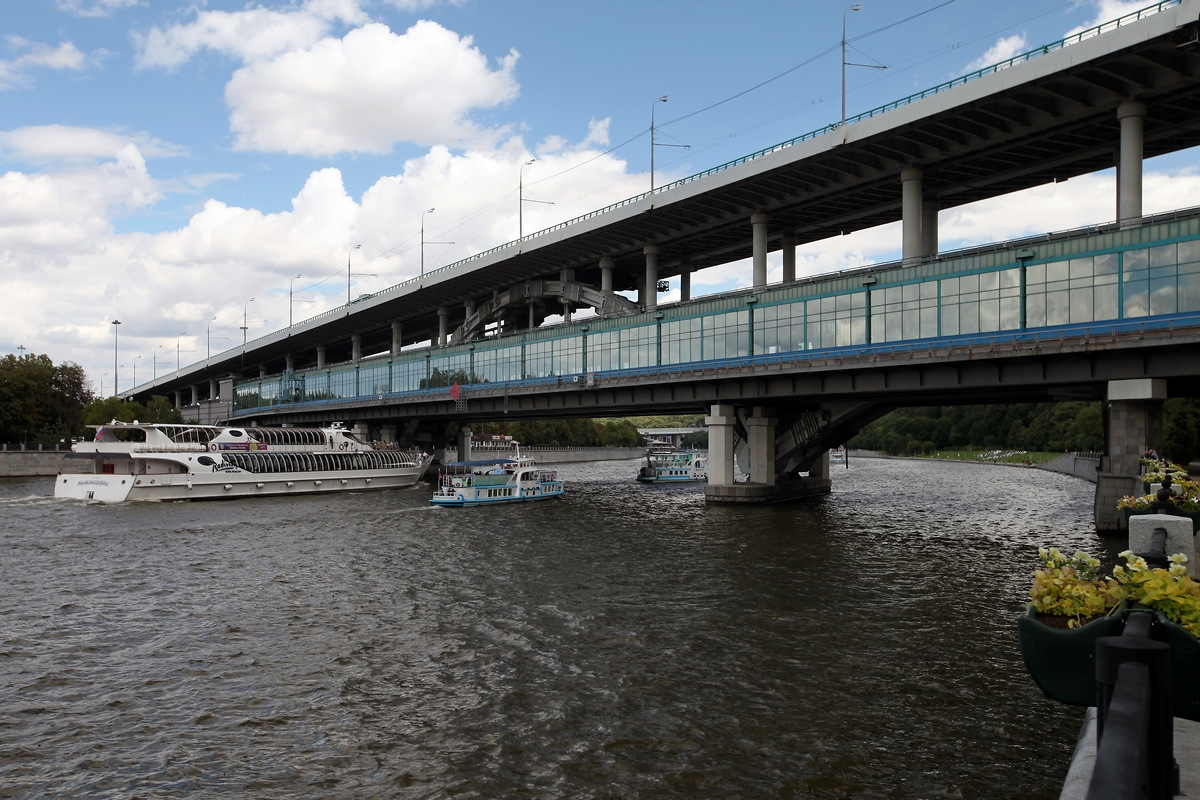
[1095,378,1165,533]
[285,353,294,371]
[456,424,472,461]
[380,423,397,444]
[600,257,614,294]
[643,245,659,311]
[747,407,777,486]
[316,345,326,368]
[173,390,181,409]
[901,167,923,264]
[438,307,449,346]
[560,269,573,323]
[751,213,768,288]
[921,199,938,258]
[391,321,402,355]
[704,404,737,486]
[1117,100,1145,229]
[679,258,691,302]
[781,234,796,283]
[352,334,362,363]
[208,379,218,400]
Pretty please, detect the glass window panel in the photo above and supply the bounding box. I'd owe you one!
[1150,244,1176,268]
[1124,249,1148,271]
[1179,272,1200,313]
[1069,287,1093,323]
[1046,290,1070,326]
[1123,282,1149,318]
[1047,261,1069,282]
[1026,264,1045,285]
[1027,295,1046,328]
[1069,257,1093,279]
[1000,296,1020,330]
[1179,240,1200,266]
[1149,277,1177,316]
[1094,253,1119,275]
[1094,284,1119,321]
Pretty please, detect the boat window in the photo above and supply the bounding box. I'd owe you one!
[197,456,215,467]
[228,429,244,438]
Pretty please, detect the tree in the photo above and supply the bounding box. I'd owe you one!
[0,353,94,444]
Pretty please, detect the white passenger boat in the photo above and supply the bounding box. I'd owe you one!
[430,458,564,506]
[636,450,708,484]
[830,447,847,465]
[55,421,430,503]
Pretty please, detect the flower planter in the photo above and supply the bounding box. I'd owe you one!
[1016,606,1126,707]
[1151,612,1200,722]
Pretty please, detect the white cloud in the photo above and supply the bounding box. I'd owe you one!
[1067,0,1167,37]
[54,0,139,18]
[964,34,1029,73]
[0,125,186,164]
[134,0,368,70]
[225,21,521,156]
[0,37,88,90]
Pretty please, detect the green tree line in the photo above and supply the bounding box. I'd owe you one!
[848,400,1200,465]
[1,352,183,445]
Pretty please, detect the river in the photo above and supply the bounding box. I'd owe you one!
[0,456,1117,799]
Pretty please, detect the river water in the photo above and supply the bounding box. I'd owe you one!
[0,456,1118,799]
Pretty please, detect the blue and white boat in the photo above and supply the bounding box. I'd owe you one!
[429,458,564,506]
[635,450,707,484]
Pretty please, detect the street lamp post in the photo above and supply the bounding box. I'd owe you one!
[420,209,434,276]
[289,273,302,327]
[111,319,121,396]
[346,247,361,306]
[842,3,862,127]
[519,160,534,239]
[651,96,667,193]
[519,159,553,241]
[206,316,218,361]
[420,209,453,276]
[241,299,255,346]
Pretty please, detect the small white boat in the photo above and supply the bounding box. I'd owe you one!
[636,450,707,484]
[430,458,564,506]
[55,421,430,503]
[830,447,847,465]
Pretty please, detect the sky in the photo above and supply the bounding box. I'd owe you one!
[3,0,1199,396]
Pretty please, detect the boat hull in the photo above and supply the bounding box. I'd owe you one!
[428,487,563,506]
[55,465,427,502]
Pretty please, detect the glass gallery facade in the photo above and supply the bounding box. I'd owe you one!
[234,212,1200,413]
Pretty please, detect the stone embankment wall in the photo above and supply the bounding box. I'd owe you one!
[0,448,85,477]
[1037,453,1100,483]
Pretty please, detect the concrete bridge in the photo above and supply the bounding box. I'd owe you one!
[127,1,1200,526]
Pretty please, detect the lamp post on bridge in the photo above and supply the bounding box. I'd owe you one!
[111,319,121,396]
[841,3,885,127]
[289,274,302,327]
[242,298,254,346]
[421,209,452,276]
[346,247,360,306]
